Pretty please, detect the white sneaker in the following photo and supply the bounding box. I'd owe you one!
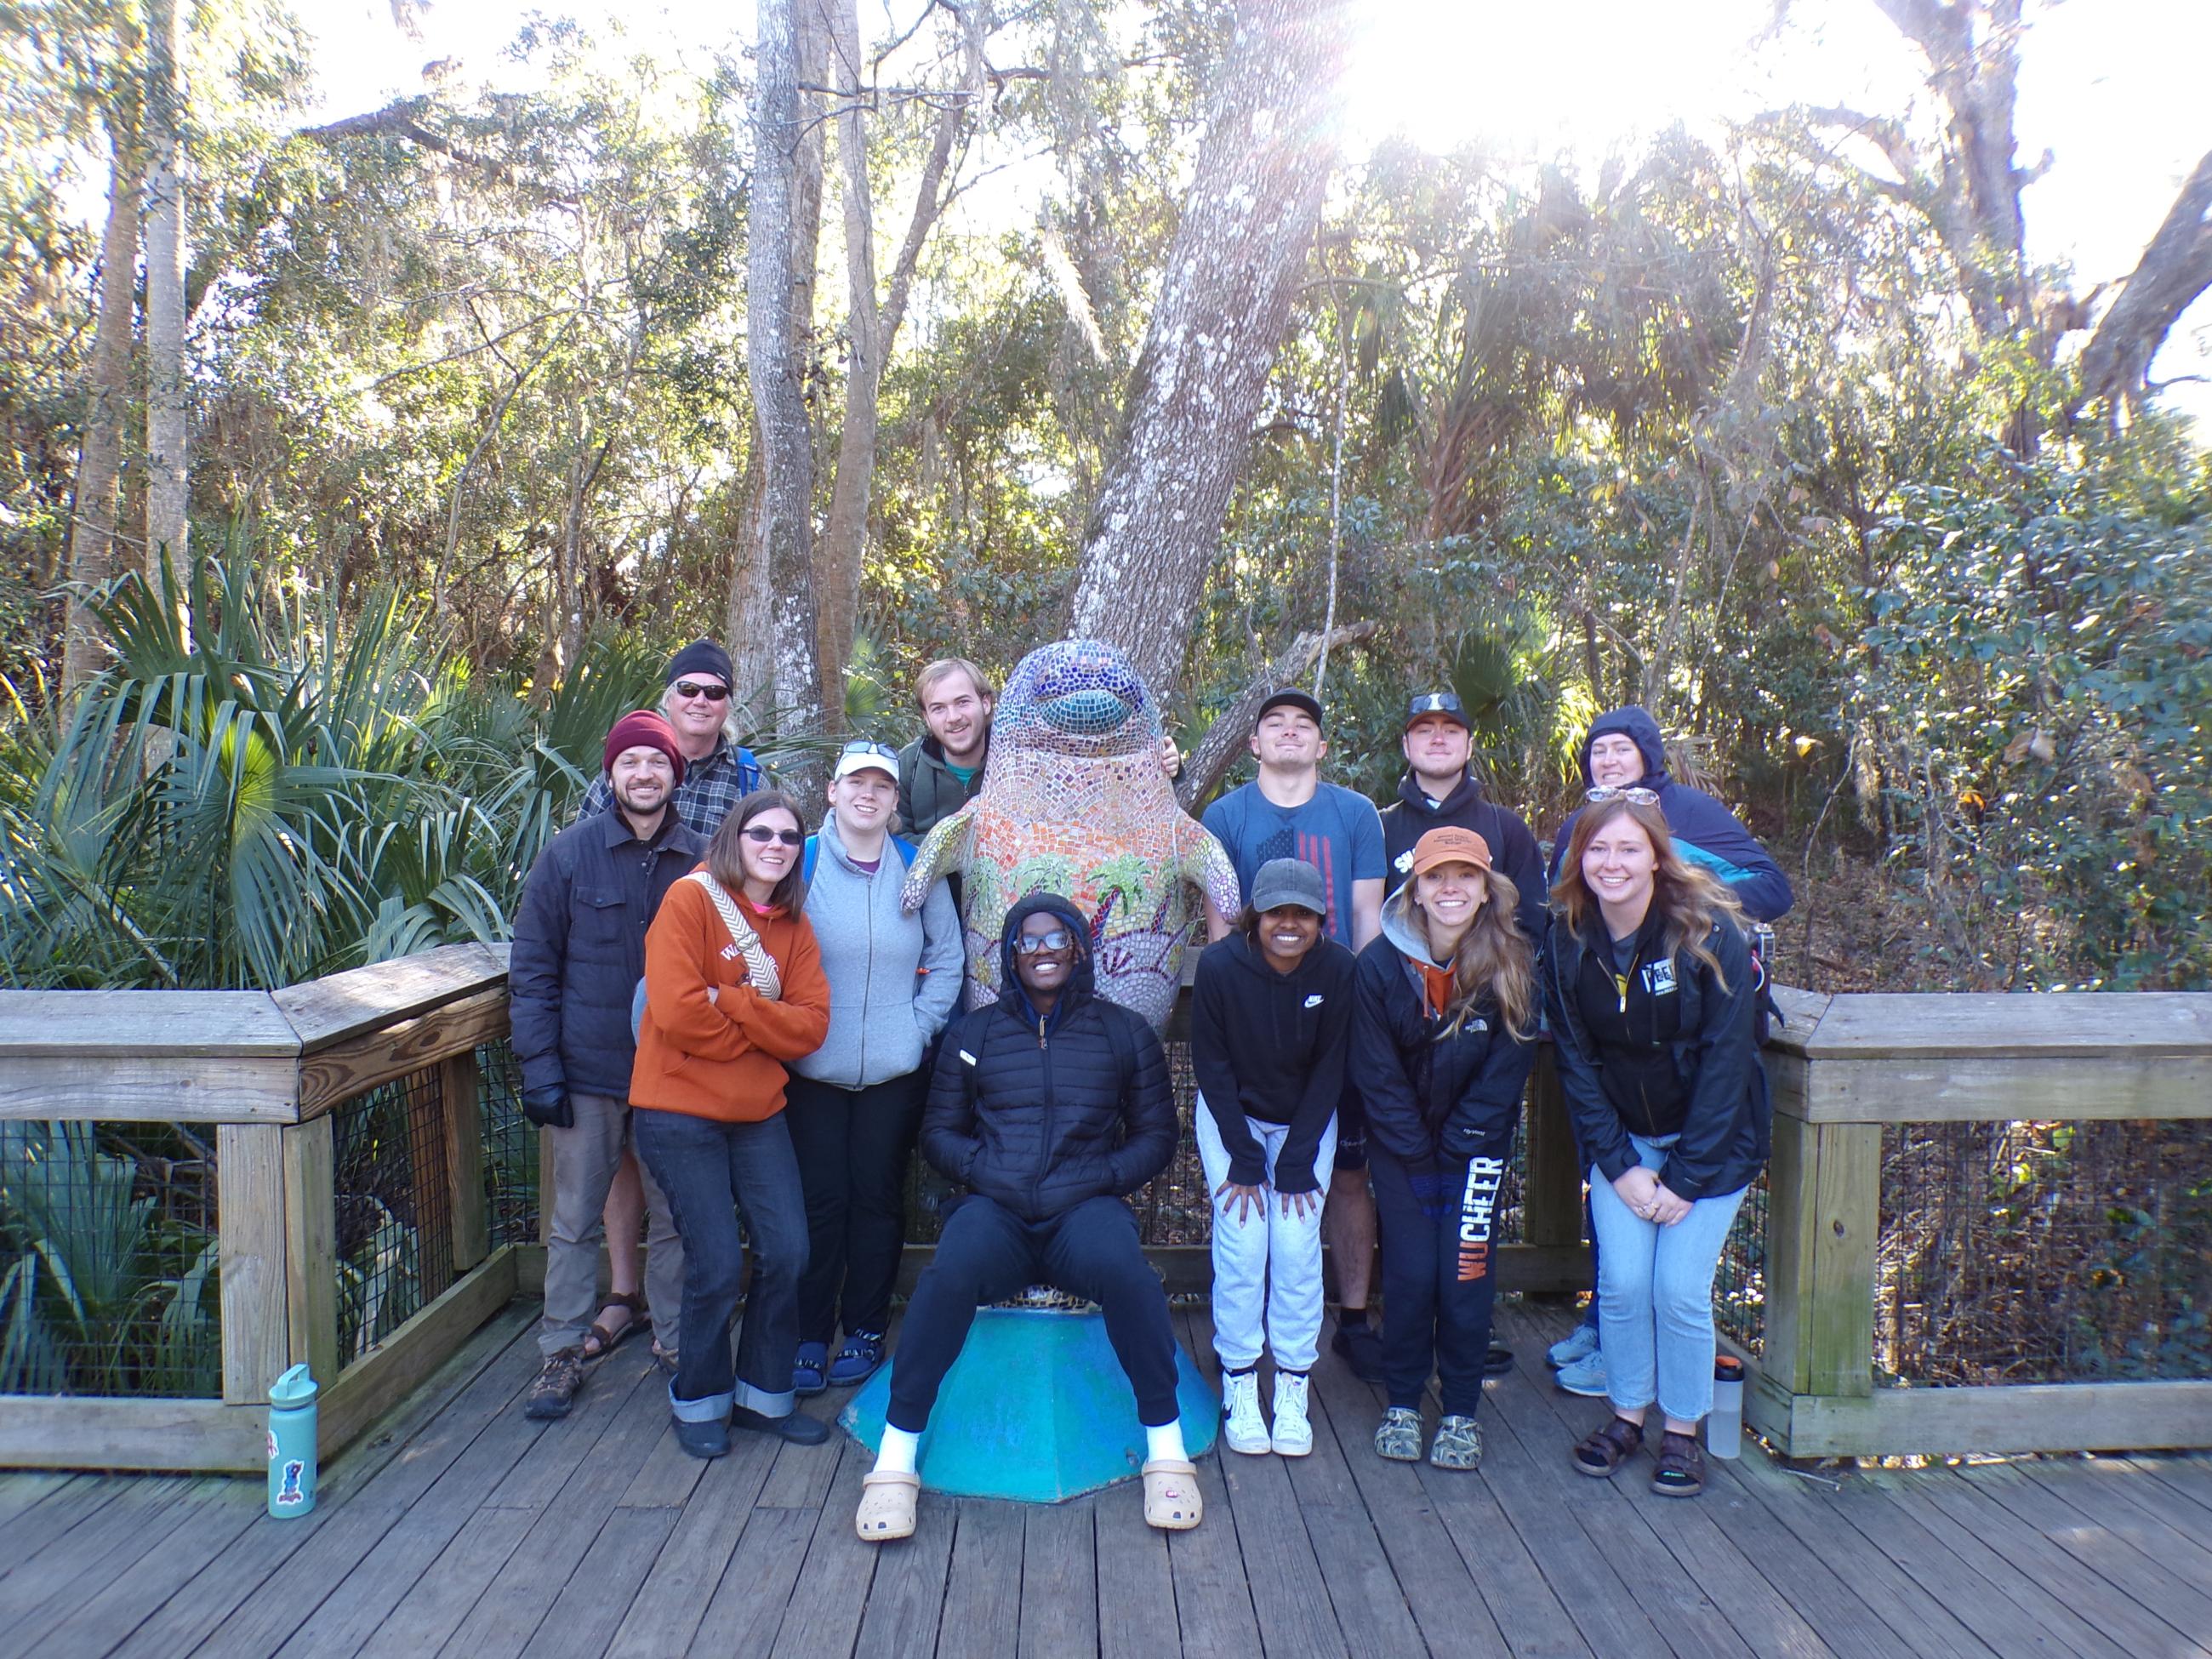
[1270,1372,1313,1457]
[1223,1369,1271,1455]
[1548,1322,1601,1369]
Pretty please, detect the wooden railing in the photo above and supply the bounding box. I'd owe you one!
[0,944,520,1472]
[3,950,2204,1469]
[1746,985,2212,1457]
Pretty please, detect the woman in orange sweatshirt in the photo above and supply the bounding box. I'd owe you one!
[633,790,832,1458]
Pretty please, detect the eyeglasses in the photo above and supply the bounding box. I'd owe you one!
[1013,928,1078,955]
[1586,785,1659,807]
[673,681,732,702]
[742,826,804,846]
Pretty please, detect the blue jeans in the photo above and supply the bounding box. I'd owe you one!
[633,1109,809,1423]
[1588,1134,1746,1422]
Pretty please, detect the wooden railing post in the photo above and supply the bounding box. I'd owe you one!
[1760,1112,1879,1402]
[442,1048,488,1274]
[1521,1046,1584,1259]
[218,1122,292,1404]
[282,1116,341,1386]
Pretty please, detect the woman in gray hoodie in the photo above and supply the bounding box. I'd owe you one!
[788,741,965,1393]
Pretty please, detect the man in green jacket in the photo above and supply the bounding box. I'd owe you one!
[897,657,995,836]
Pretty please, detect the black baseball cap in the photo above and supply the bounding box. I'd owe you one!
[1403,691,1470,732]
[1255,687,1324,727]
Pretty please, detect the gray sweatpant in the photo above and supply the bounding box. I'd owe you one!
[539,1090,684,1358]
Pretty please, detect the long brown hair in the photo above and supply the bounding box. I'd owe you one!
[707,789,810,911]
[1409,866,1537,1041]
[1551,798,1742,988]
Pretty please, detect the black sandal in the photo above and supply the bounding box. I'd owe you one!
[1651,1430,1706,1497]
[580,1291,647,1360]
[1572,1415,1644,1478]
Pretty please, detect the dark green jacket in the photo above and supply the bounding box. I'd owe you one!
[897,733,988,837]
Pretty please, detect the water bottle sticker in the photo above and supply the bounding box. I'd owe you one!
[266,1428,277,1460]
[274,1460,308,1507]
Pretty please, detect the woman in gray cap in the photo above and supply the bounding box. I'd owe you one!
[1189,858,1357,1457]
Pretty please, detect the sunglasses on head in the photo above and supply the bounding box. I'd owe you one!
[742,825,804,846]
[1013,928,1078,955]
[673,680,731,702]
[1586,785,1659,807]
[841,739,899,762]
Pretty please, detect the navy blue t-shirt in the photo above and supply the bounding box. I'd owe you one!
[1202,781,1387,944]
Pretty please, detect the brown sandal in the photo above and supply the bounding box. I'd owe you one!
[581,1291,647,1360]
[1572,1415,1644,1478]
[1651,1430,1706,1497]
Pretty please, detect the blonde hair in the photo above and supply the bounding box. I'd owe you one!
[1411,866,1537,1041]
[1551,798,1742,989]
[914,657,994,709]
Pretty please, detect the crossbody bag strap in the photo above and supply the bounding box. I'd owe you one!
[685,869,783,1001]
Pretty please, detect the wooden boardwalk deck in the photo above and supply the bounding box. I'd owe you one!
[16,1298,2212,1659]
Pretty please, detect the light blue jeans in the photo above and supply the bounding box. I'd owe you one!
[1588,1134,1746,1423]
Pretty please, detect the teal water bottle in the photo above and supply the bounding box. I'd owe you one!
[267,1362,319,1518]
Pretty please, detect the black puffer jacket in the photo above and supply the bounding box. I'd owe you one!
[919,893,1176,1222]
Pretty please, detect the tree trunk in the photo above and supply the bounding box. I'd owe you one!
[2073,145,2212,414]
[815,0,979,712]
[63,127,143,698]
[1064,0,1351,698]
[748,0,825,766]
[143,0,189,619]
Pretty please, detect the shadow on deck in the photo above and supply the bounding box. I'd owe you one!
[18,1299,2212,1659]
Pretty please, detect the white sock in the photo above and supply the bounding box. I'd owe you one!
[1145,1420,1187,1463]
[874,1426,921,1476]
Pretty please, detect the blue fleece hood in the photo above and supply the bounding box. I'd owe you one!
[996,891,1097,1027]
[1580,706,1668,789]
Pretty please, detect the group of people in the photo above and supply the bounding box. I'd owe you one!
[507,636,1791,1548]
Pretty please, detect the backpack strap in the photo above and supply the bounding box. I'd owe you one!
[683,869,782,1001]
[805,832,915,884]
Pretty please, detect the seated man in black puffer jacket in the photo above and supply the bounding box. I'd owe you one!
[854,893,1200,1542]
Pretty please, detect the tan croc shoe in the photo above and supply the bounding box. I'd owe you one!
[1141,1458,1203,1530]
[855,1470,920,1541]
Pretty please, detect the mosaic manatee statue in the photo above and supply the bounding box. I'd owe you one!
[899,638,1240,1033]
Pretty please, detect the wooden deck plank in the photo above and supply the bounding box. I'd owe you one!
[850,1478,956,1658]
[689,1502,816,1657]
[1303,1338,1510,1658]
[525,1504,683,1659]
[1901,1466,2209,1659]
[354,1506,539,1659]
[13,1481,259,1659]
[0,1477,213,1659]
[2015,1454,2212,1584]
[0,1474,186,1621]
[0,1471,121,1565]
[1166,1451,1265,1657]
[757,1440,879,1658]
[1092,1491,1177,1659]
[1954,1461,2212,1653]
[0,1471,74,1528]
[750,1398,848,1511]
[2123,1451,2212,1519]
[478,1347,658,1513]
[1018,1497,1099,1657]
[601,1428,784,1659]
[1483,1307,1754,1659]
[936,1500,1023,1659]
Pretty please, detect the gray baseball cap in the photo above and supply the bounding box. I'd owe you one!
[1250,858,1326,917]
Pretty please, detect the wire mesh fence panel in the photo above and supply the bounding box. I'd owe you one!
[331,1065,458,1370]
[1878,1119,2212,1385]
[1713,1170,1769,1354]
[0,1120,220,1397]
[476,1039,540,1249]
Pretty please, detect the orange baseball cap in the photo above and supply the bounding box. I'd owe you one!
[1410,826,1493,877]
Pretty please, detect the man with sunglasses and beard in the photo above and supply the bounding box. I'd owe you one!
[1542,706,1792,1400]
[579,639,767,839]
[852,897,1199,1542]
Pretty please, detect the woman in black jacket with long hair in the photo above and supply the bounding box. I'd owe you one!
[1545,792,1770,1499]
[1354,827,1537,1472]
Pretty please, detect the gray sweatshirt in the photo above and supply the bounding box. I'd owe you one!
[793,816,965,1087]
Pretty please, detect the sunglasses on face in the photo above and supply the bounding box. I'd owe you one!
[742,826,804,846]
[1586,785,1660,807]
[1013,928,1078,955]
[673,681,732,702]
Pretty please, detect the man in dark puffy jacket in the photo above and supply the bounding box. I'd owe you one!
[854,893,1200,1541]
[509,712,704,1419]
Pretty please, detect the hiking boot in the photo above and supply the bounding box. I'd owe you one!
[1331,1316,1385,1383]
[1554,1349,1609,1398]
[1547,1322,1601,1369]
[1430,1414,1483,1470]
[1374,1406,1422,1462]
[1270,1372,1313,1457]
[1222,1368,1271,1455]
[524,1348,584,1420]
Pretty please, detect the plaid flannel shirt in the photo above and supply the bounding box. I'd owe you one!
[577,737,765,838]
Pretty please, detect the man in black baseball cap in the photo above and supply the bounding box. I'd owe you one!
[578,639,767,839]
[1377,691,1546,946]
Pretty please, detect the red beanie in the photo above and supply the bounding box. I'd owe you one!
[603,710,685,785]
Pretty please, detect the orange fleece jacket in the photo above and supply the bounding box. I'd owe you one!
[630,876,830,1122]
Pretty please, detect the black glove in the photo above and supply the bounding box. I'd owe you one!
[521,1085,573,1129]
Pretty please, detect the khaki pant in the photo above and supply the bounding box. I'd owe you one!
[539,1091,684,1358]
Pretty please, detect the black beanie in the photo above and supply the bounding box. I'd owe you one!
[665,638,734,687]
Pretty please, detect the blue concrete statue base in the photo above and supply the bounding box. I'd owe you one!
[836,1307,1220,1502]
